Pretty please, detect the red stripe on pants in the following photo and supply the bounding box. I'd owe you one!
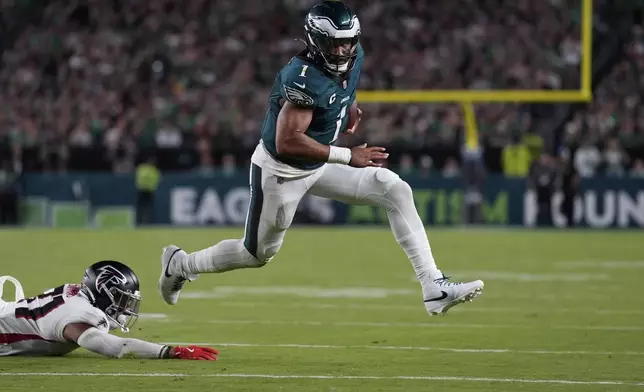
[0,333,46,344]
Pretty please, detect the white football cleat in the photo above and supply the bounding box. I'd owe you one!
[422,275,484,316]
[158,245,193,305]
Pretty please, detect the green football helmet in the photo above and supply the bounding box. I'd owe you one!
[304,1,361,76]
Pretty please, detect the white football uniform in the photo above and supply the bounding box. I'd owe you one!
[246,142,402,261]
[0,280,109,356]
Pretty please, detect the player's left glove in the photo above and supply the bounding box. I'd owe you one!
[171,345,219,360]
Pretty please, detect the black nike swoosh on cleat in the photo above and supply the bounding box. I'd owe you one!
[164,248,183,278]
[424,291,448,302]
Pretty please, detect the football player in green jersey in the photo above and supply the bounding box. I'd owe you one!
[159,1,484,316]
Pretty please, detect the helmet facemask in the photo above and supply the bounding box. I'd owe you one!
[306,33,360,75]
[101,284,141,333]
[305,13,361,76]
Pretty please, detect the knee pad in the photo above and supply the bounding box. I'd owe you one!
[248,256,269,268]
[241,244,271,268]
[383,177,414,207]
[258,243,280,264]
[245,243,280,266]
[373,168,402,195]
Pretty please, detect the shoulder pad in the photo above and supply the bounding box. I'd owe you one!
[280,60,332,108]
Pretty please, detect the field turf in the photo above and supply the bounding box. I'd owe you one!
[0,228,643,391]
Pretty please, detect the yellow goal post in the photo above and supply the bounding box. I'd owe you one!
[356,0,594,151]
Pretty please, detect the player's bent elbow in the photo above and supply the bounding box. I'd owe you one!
[275,137,301,157]
[275,139,289,155]
[276,103,313,157]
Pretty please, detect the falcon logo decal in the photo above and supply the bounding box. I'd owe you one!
[95,265,127,293]
[283,85,314,107]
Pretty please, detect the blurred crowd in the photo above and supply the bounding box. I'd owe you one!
[0,0,640,177]
[562,24,644,178]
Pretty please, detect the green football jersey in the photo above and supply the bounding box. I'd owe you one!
[260,45,364,170]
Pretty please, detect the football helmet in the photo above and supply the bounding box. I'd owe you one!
[305,1,361,76]
[82,260,141,333]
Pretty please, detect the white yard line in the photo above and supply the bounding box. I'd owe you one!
[199,319,644,331]
[160,342,644,356]
[183,287,628,303]
[201,301,644,316]
[138,313,168,320]
[434,271,611,282]
[182,287,417,300]
[557,261,644,269]
[0,372,642,387]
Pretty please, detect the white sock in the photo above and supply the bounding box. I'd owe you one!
[179,239,265,276]
[379,181,442,281]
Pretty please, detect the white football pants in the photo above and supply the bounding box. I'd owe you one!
[182,162,440,281]
[243,163,403,260]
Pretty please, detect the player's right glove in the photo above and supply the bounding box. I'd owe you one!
[170,345,219,360]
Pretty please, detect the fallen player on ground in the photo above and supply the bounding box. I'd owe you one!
[0,261,217,360]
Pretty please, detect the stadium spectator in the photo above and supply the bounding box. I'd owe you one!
[462,149,486,225]
[0,0,594,168]
[559,149,579,228]
[0,160,20,226]
[418,155,433,178]
[631,159,644,178]
[398,154,415,177]
[221,153,238,177]
[562,22,644,178]
[0,0,640,177]
[442,157,460,178]
[603,137,628,177]
[529,153,557,227]
[522,130,545,165]
[502,136,531,178]
[574,139,602,177]
[135,157,161,225]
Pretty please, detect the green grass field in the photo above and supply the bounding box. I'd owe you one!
[1,228,643,391]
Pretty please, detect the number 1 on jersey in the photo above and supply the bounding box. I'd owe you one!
[332,104,347,143]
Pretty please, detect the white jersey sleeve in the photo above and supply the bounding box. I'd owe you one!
[1,283,109,356]
[47,293,110,342]
[38,284,109,342]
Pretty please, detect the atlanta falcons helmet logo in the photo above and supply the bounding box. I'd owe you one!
[95,265,128,293]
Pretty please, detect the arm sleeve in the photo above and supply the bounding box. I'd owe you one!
[77,327,172,359]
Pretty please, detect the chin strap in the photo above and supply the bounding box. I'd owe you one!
[80,285,97,306]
